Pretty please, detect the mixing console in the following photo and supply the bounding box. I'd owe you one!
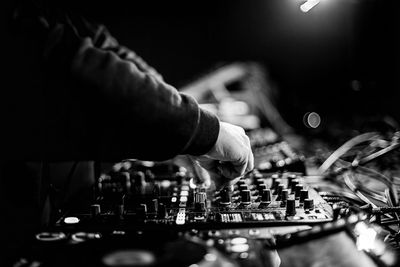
[53,166,332,231]
[16,129,397,267]
[248,128,306,173]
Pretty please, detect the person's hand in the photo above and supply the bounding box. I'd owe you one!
[190,122,254,189]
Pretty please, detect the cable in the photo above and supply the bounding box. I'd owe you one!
[318,132,380,174]
[352,142,400,167]
[343,172,378,208]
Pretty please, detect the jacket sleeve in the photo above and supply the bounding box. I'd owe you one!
[42,18,220,161]
[74,19,164,81]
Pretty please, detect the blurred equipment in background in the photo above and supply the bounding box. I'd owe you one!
[180,62,293,135]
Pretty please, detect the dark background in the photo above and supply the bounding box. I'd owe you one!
[72,0,399,136]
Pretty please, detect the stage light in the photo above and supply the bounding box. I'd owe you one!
[300,0,320,13]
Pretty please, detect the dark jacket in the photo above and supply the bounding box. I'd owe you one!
[4,2,219,161]
[1,2,219,262]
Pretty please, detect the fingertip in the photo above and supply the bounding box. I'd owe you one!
[248,150,255,171]
[243,150,252,173]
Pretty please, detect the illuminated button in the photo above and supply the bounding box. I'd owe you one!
[276,159,285,168]
[112,230,126,235]
[231,237,247,245]
[176,209,186,225]
[239,252,249,259]
[204,253,217,262]
[231,244,249,253]
[208,230,221,237]
[228,230,240,235]
[102,250,156,267]
[160,180,171,188]
[64,217,80,224]
[35,232,66,242]
[71,232,101,243]
[179,196,188,202]
[251,213,264,221]
[181,185,190,191]
[180,191,189,196]
[258,161,272,171]
[248,229,260,236]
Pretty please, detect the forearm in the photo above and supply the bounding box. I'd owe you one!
[63,37,219,161]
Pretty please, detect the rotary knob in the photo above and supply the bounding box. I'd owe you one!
[275,184,285,197]
[286,199,296,216]
[239,184,248,191]
[272,178,281,190]
[295,184,303,199]
[240,190,251,204]
[287,174,297,188]
[261,189,272,203]
[219,188,232,206]
[280,189,289,203]
[291,179,299,192]
[300,189,309,203]
[304,199,314,210]
[258,184,267,192]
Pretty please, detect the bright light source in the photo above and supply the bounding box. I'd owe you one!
[300,0,320,13]
[64,216,80,224]
[231,244,250,253]
[204,253,218,262]
[231,237,248,245]
[355,222,377,252]
[303,112,321,128]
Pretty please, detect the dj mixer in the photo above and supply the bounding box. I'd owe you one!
[14,129,398,267]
